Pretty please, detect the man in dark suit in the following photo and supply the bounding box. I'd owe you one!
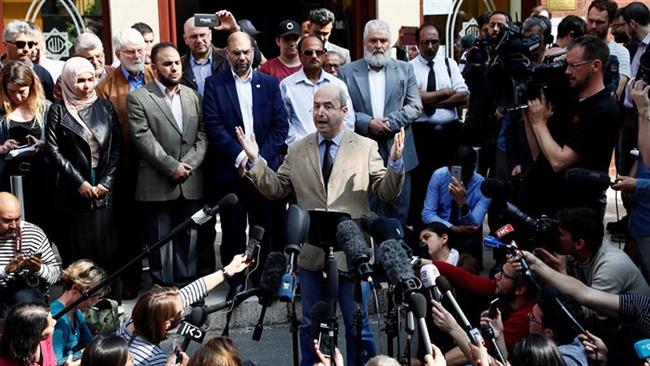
[127,42,208,286]
[338,19,422,225]
[237,84,405,366]
[203,32,288,291]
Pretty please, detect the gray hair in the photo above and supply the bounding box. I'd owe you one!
[75,32,103,53]
[363,19,391,40]
[309,8,335,26]
[113,28,144,51]
[324,50,343,60]
[364,355,401,366]
[3,20,33,42]
[317,84,347,108]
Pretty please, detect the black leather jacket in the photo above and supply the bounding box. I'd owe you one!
[45,98,122,211]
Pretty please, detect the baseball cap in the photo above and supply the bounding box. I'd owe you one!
[276,20,300,38]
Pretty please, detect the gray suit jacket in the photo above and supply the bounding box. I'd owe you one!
[127,82,207,201]
[246,130,404,271]
[338,58,422,172]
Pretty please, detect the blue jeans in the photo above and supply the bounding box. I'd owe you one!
[298,268,376,366]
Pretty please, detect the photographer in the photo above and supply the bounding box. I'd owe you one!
[0,192,60,311]
[523,35,619,219]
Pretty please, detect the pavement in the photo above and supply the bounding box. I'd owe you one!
[118,179,629,364]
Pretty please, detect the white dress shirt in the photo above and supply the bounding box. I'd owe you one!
[411,55,468,124]
[155,79,183,131]
[368,66,386,118]
[233,69,254,168]
[280,68,355,144]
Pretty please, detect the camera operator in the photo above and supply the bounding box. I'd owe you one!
[0,192,60,312]
[523,35,619,219]
[462,11,512,176]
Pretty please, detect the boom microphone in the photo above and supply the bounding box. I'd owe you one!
[408,292,434,356]
[380,239,420,296]
[336,219,373,282]
[253,252,287,341]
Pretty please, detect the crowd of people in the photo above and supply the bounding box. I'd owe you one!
[0,1,649,365]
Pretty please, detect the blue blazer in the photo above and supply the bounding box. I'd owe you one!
[203,69,288,185]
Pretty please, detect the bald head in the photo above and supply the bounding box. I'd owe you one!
[226,32,254,77]
[313,84,348,139]
[0,193,21,238]
[183,17,212,58]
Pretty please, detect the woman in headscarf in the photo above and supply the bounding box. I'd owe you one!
[45,57,122,300]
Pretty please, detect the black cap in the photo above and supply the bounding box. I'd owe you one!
[238,19,261,36]
[276,20,300,38]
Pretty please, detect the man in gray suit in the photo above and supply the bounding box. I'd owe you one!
[128,42,208,286]
[339,19,422,225]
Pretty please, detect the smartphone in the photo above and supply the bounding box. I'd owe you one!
[451,165,462,182]
[244,241,259,264]
[488,298,500,318]
[194,13,219,28]
[173,340,182,364]
[317,331,333,358]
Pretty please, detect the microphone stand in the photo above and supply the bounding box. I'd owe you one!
[352,272,365,366]
[287,252,300,366]
[53,198,232,319]
[401,309,415,366]
[382,285,399,358]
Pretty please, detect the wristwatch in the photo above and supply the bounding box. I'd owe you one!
[221,268,231,279]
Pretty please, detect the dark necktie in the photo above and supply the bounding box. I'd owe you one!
[424,60,436,116]
[322,140,334,188]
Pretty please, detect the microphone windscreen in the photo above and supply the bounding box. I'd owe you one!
[218,193,238,207]
[480,178,507,200]
[420,264,440,289]
[284,205,310,247]
[259,252,287,302]
[380,239,415,287]
[435,276,453,293]
[250,225,265,242]
[185,306,206,326]
[336,219,370,267]
[309,301,330,337]
[408,292,428,319]
[360,211,379,232]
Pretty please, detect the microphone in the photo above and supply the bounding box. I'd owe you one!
[436,276,482,344]
[180,307,207,350]
[380,239,420,296]
[190,193,238,226]
[278,205,310,303]
[420,264,443,301]
[326,247,339,320]
[480,324,506,364]
[408,292,434,356]
[541,285,586,334]
[565,168,612,190]
[634,339,650,365]
[253,252,287,341]
[310,301,337,357]
[245,226,265,264]
[336,219,373,283]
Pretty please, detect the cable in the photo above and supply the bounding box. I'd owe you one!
[372,286,382,354]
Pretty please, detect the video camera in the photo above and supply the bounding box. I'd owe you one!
[638,52,650,96]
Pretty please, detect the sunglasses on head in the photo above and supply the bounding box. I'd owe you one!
[7,40,35,49]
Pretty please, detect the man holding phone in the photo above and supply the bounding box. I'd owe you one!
[421,145,491,263]
[0,192,60,311]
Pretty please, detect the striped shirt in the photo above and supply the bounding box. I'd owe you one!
[117,278,208,366]
[619,293,650,331]
[0,221,60,287]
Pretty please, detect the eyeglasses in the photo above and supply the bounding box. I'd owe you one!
[528,311,543,325]
[189,33,210,40]
[121,48,145,56]
[302,49,325,57]
[6,40,35,49]
[567,59,594,69]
